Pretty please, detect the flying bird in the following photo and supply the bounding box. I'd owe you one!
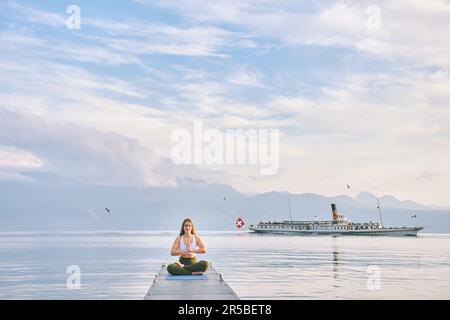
[347,184,351,189]
[105,208,112,214]
[411,214,417,218]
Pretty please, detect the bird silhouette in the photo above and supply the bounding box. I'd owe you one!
[347,184,351,189]
[105,208,111,214]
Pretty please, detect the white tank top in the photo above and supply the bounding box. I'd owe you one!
[179,235,197,251]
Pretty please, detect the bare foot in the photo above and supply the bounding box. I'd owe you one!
[191,271,203,275]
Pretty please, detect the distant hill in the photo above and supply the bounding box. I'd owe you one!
[0,177,449,233]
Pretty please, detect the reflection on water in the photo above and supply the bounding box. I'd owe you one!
[332,236,339,283]
[0,232,449,299]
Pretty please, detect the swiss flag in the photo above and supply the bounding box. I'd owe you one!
[236,217,245,228]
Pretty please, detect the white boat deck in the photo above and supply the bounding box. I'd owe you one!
[144,263,239,300]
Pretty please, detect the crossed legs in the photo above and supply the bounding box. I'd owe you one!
[167,258,209,275]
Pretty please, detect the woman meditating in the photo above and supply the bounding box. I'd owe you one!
[167,218,209,275]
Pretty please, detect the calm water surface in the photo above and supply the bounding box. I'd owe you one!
[0,231,449,299]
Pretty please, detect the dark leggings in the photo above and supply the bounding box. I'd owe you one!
[167,257,209,275]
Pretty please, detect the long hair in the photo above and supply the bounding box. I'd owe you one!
[179,218,197,236]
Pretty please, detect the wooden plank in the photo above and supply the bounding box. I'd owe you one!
[145,293,239,300]
[144,263,239,300]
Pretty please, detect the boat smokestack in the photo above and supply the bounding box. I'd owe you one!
[331,204,338,221]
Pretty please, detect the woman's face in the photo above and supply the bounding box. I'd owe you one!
[184,222,193,234]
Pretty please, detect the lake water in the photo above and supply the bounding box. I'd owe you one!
[0,231,449,299]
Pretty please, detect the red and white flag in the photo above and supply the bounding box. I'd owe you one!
[235,217,245,228]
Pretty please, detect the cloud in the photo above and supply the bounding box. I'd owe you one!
[245,69,450,204]
[418,170,440,180]
[6,0,450,67]
[3,25,449,204]
[4,1,66,27]
[0,108,180,186]
[86,20,235,57]
[228,64,265,87]
[0,145,43,169]
[4,2,239,59]
[143,0,450,68]
[2,1,450,206]
[0,56,154,110]
[0,107,237,189]
[0,30,141,66]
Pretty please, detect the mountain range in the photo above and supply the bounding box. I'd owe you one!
[1,176,449,233]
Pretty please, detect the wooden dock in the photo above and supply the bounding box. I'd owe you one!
[144,263,239,300]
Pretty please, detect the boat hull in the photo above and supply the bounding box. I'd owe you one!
[248,226,423,236]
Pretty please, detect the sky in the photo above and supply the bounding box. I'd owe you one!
[0,0,449,206]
